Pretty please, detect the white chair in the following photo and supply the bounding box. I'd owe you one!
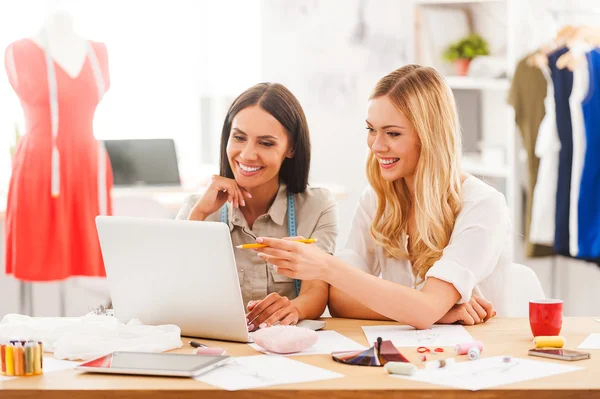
[505,262,546,317]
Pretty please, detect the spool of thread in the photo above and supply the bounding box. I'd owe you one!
[33,343,42,375]
[385,362,417,376]
[24,342,35,376]
[467,346,481,360]
[194,347,227,356]
[533,336,565,348]
[1,341,44,377]
[13,342,24,376]
[455,340,484,355]
[1,342,6,375]
[502,355,512,363]
[5,343,14,376]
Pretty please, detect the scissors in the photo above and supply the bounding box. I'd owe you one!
[417,346,444,354]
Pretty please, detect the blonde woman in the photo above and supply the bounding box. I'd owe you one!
[253,65,511,329]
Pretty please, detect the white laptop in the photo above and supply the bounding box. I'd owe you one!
[96,216,252,342]
[96,216,325,343]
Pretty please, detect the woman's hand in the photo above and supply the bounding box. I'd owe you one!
[188,175,252,221]
[253,237,332,282]
[437,295,496,326]
[245,293,300,331]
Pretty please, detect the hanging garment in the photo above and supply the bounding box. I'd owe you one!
[568,57,589,256]
[508,55,554,257]
[579,49,600,258]
[548,48,574,257]
[4,34,113,281]
[530,66,560,246]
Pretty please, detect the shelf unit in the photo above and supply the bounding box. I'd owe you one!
[414,0,520,260]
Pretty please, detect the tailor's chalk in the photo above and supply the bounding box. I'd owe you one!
[468,346,481,360]
[533,336,565,348]
[425,358,455,369]
[455,340,484,355]
[194,347,227,356]
[385,362,417,376]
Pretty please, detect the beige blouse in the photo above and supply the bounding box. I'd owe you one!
[176,183,338,307]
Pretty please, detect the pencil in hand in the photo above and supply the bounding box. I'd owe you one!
[236,238,318,249]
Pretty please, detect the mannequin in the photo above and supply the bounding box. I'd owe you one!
[30,10,89,79]
[4,9,114,315]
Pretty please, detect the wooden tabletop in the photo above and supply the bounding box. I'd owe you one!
[2,317,600,398]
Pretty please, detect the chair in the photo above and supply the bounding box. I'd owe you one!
[505,263,546,317]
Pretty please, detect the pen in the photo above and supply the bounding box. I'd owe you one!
[236,238,318,249]
[189,341,210,349]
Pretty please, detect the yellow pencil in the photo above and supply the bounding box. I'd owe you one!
[236,238,318,249]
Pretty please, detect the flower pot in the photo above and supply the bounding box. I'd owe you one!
[454,58,471,76]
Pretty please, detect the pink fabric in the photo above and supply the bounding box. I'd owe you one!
[252,326,318,354]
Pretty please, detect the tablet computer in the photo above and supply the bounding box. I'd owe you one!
[76,351,230,377]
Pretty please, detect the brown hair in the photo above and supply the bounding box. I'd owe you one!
[219,83,311,193]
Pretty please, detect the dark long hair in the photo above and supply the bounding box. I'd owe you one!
[219,83,310,193]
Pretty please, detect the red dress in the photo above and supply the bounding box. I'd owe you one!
[4,38,113,281]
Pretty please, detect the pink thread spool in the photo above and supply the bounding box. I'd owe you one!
[455,341,483,355]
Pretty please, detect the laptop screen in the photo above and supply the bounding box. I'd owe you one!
[104,139,181,186]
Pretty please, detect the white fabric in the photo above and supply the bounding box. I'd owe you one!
[0,314,182,361]
[504,263,545,317]
[336,176,512,316]
[568,58,589,256]
[530,66,561,246]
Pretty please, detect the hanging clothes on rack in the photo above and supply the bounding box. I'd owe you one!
[529,64,561,247]
[578,48,600,258]
[548,48,574,257]
[568,52,589,257]
[508,55,554,257]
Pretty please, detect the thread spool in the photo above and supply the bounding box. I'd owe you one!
[467,346,481,360]
[455,340,484,355]
[533,336,565,348]
[502,355,512,363]
[1,341,43,377]
[385,362,417,376]
[1,342,6,375]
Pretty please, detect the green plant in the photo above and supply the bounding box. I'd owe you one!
[443,33,489,62]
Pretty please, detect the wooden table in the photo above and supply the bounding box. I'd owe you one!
[2,317,600,398]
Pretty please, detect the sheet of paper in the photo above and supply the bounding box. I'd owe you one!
[249,330,366,356]
[393,356,582,391]
[578,333,600,349]
[196,355,344,391]
[0,358,80,382]
[594,319,600,323]
[362,324,474,347]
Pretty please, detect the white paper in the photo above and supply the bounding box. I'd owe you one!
[594,319,600,323]
[393,356,582,391]
[578,333,600,349]
[196,355,344,391]
[0,358,80,382]
[362,324,474,348]
[249,330,365,356]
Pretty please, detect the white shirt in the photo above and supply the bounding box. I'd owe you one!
[530,66,560,246]
[569,57,589,256]
[337,176,512,316]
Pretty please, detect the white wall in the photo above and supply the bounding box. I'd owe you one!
[259,0,600,317]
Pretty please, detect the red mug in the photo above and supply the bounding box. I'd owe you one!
[529,299,563,337]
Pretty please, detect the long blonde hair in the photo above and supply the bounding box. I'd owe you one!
[366,65,462,283]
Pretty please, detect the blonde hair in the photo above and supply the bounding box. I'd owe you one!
[366,65,462,283]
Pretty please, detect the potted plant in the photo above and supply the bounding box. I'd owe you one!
[443,33,489,76]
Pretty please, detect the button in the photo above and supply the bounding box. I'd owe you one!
[233,218,240,223]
